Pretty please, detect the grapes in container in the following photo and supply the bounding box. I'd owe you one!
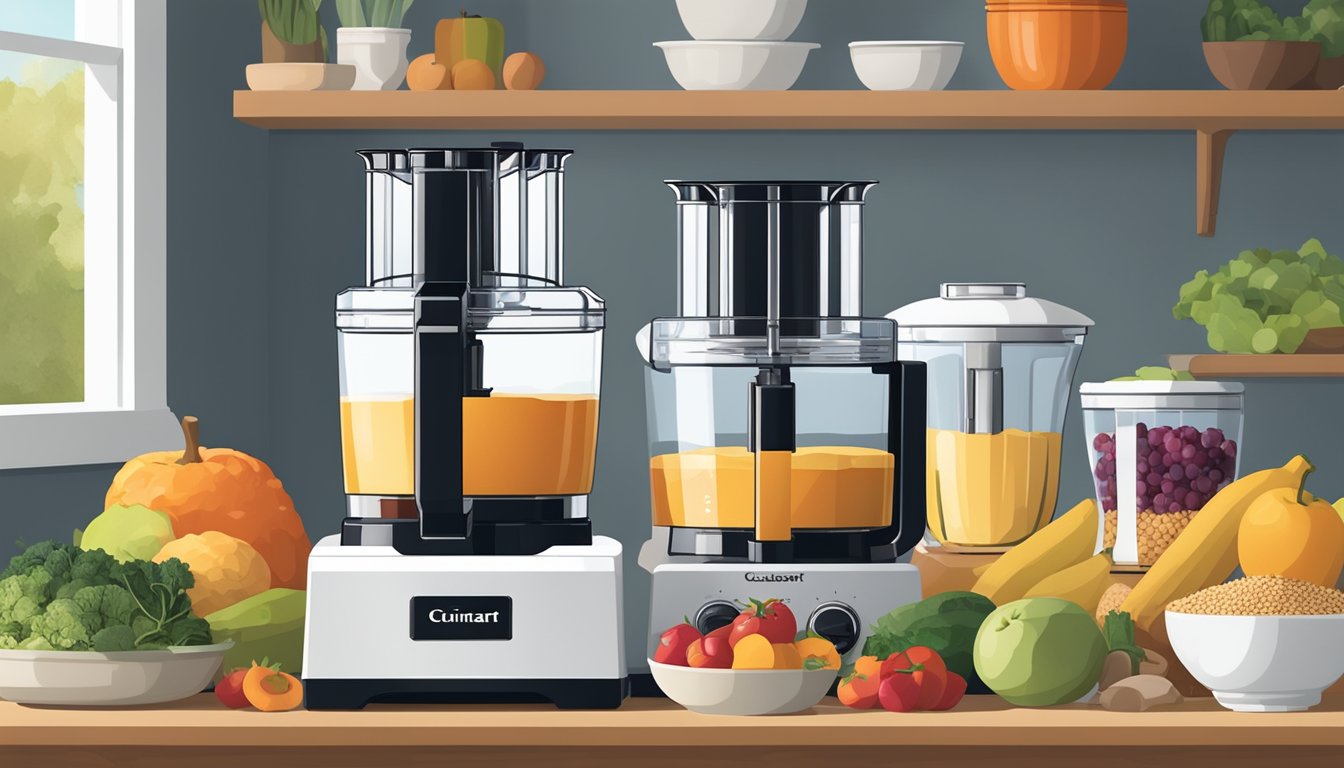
[1079,381,1244,569]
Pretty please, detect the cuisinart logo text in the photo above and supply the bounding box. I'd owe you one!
[745,572,804,583]
[411,596,512,641]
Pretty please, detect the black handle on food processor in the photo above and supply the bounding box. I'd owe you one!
[875,360,928,558]
[414,281,472,540]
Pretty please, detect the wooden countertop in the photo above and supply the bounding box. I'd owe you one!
[5,695,1344,767]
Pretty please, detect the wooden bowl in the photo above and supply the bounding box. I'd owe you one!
[986,1,1129,90]
[1203,41,1321,90]
[245,63,356,91]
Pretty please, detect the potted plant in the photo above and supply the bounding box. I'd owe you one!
[1296,0,1344,88]
[1201,0,1322,89]
[336,0,415,90]
[259,0,327,63]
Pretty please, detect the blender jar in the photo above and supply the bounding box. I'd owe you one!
[891,283,1093,549]
[358,150,413,287]
[336,287,415,517]
[1080,381,1244,569]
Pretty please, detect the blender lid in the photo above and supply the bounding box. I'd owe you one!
[889,282,1094,343]
[666,181,876,204]
[1080,380,1244,410]
[636,317,896,370]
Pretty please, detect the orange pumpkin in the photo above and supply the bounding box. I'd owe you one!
[105,416,311,589]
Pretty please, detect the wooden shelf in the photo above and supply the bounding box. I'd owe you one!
[1169,353,1344,378]
[5,695,1344,767]
[232,89,1344,237]
[232,89,1344,131]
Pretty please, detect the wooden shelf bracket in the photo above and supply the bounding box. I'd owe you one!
[1196,128,1234,238]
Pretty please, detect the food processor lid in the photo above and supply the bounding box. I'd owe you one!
[666,181,877,205]
[636,317,896,370]
[336,286,415,330]
[336,282,604,333]
[1080,380,1245,410]
[466,279,605,333]
[357,149,409,172]
[889,282,1094,342]
[408,147,501,170]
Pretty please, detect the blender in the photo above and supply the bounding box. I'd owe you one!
[889,283,1093,551]
[304,145,626,710]
[638,181,927,672]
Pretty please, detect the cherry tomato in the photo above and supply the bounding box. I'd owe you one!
[931,671,968,711]
[727,598,797,647]
[881,646,948,711]
[654,623,701,667]
[879,671,923,713]
[214,667,250,709]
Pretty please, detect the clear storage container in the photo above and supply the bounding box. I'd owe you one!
[336,281,604,517]
[1080,381,1245,569]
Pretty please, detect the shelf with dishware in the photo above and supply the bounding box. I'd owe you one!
[231,88,1344,236]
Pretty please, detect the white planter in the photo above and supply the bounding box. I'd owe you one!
[337,27,411,91]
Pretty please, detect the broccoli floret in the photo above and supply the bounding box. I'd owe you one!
[17,635,54,651]
[0,571,52,638]
[91,625,137,652]
[27,598,92,650]
[73,584,137,634]
[70,548,121,585]
[1,541,61,579]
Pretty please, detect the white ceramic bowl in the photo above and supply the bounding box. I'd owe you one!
[648,659,836,715]
[245,63,357,91]
[0,642,232,706]
[675,0,809,41]
[849,41,964,91]
[1166,611,1344,712]
[654,41,819,90]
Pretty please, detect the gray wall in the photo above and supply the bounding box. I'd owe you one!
[4,1,1342,666]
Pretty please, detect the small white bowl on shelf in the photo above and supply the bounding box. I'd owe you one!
[654,41,819,90]
[674,0,809,41]
[648,659,837,716]
[849,41,964,91]
[1166,611,1344,712]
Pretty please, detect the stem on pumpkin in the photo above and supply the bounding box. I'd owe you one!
[176,416,203,465]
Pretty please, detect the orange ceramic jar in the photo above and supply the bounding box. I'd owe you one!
[987,0,1128,90]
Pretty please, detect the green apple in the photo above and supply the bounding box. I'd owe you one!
[79,504,175,563]
[973,598,1108,707]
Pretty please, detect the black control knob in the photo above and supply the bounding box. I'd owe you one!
[694,601,739,635]
[808,602,861,655]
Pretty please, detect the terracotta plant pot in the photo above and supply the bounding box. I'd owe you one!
[261,20,324,64]
[1296,327,1344,354]
[1309,56,1344,90]
[1203,41,1321,90]
[986,0,1128,90]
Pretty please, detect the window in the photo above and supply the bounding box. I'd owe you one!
[0,0,176,468]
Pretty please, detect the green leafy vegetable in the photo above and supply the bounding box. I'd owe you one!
[1173,239,1344,354]
[1111,366,1196,382]
[1102,611,1145,676]
[1203,0,1344,53]
[0,541,215,652]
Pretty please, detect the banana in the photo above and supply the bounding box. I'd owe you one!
[971,498,1099,606]
[1023,551,1114,615]
[1120,455,1314,633]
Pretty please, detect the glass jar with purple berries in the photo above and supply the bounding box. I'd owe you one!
[1079,381,1244,569]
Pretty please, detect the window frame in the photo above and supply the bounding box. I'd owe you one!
[0,0,177,469]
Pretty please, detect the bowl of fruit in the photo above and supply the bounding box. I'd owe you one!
[649,598,841,715]
[1080,378,1245,569]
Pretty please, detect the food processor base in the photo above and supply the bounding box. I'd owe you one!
[642,561,922,678]
[303,535,626,709]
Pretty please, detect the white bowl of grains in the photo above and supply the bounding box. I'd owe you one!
[1166,576,1344,712]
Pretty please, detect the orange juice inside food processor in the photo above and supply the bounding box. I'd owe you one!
[889,283,1093,550]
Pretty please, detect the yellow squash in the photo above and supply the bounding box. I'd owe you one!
[1120,455,1313,633]
[971,498,1099,605]
[1023,550,1114,615]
